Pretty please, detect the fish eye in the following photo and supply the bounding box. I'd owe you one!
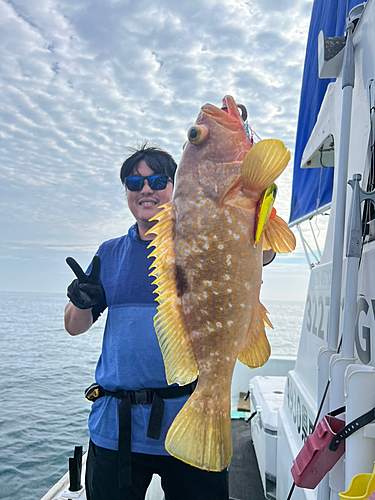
[187,125,209,145]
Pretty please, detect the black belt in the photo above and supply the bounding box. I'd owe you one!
[85,381,197,488]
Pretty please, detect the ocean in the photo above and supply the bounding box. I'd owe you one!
[0,292,305,500]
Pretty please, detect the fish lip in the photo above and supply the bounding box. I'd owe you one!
[201,96,244,130]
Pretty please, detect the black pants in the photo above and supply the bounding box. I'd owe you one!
[86,440,229,500]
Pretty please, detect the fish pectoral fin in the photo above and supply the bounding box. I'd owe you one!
[241,140,290,197]
[148,202,198,386]
[238,302,272,368]
[263,213,296,253]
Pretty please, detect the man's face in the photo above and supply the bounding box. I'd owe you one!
[126,159,174,234]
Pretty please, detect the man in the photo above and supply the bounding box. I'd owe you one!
[64,144,229,500]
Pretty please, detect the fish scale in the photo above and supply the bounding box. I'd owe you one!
[147,95,296,471]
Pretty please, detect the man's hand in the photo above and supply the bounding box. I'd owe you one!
[66,255,105,309]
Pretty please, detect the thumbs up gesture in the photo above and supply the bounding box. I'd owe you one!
[66,255,105,309]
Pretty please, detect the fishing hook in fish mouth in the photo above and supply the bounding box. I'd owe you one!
[237,104,247,122]
[220,103,248,122]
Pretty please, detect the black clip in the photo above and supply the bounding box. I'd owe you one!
[85,383,104,402]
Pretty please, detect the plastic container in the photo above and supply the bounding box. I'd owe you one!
[291,414,345,489]
[339,464,375,500]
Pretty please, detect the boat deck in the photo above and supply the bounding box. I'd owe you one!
[229,419,264,500]
[41,418,264,500]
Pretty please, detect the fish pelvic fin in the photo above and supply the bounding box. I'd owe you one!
[254,183,277,246]
[263,212,296,253]
[147,202,198,386]
[165,389,232,471]
[238,301,272,368]
[241,139,290,196]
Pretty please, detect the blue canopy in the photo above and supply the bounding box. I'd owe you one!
[289,0,364,224]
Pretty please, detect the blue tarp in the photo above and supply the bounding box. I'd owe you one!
[289,0,364,224]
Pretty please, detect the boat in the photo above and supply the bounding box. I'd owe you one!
[248,0,375,498]
[41,0,375,498]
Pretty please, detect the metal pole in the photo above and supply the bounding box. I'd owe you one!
[327,23,355,351]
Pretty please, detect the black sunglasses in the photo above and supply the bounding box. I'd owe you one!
[125,174,172,192]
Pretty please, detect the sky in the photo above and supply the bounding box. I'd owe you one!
[0,0,317,301]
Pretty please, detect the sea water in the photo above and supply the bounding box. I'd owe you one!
[0,292,305,500]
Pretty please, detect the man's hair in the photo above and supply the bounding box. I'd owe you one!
[120,142,177,185]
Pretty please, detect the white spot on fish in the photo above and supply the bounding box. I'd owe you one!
[213,291,219,295]
[226,357,230,361]
[204,243,209,250]
[216,322,222,328]
[244,283,251,290]
[226,255,232,266]
[224,274,230,280]
[218,244,224,250]
[228,302,232,307]
[227,320,234,326]
[233,234,240,240]
[241,303,245,308]
[227,288,232,293]
[203,280,212,287]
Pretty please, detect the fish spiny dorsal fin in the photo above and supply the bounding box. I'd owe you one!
[262,212,296,253]
[241,139,290,197]
[237,302,272,368]
[146,202,198,386]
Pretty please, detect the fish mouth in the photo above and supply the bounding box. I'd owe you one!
[201,96,245,131]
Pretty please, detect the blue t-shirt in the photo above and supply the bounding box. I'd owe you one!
[88,224,190,454]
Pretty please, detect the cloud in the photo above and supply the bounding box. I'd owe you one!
[0,0,314,292]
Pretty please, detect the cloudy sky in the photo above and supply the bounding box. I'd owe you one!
[0,0,316,300]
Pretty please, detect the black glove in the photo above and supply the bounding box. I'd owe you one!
[66,255,105,309]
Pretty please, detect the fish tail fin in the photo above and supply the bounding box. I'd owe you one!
[238,302,272,368]
[165,389,232,471]
[263,213,296,253]
[241,139,290,196]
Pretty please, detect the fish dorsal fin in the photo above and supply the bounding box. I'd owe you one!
[241,139,290,196]
[237,302,272,368]
[147,203,198,386]
[263,213,296,253]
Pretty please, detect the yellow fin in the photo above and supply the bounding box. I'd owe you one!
[241,140,290,196]
[238,302,272,368]
[263,214,296,253]
[254,183,277,246]
[147,202,198,386]
[165,389,232,471]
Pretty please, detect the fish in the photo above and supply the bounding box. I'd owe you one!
[147,95,296,471]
